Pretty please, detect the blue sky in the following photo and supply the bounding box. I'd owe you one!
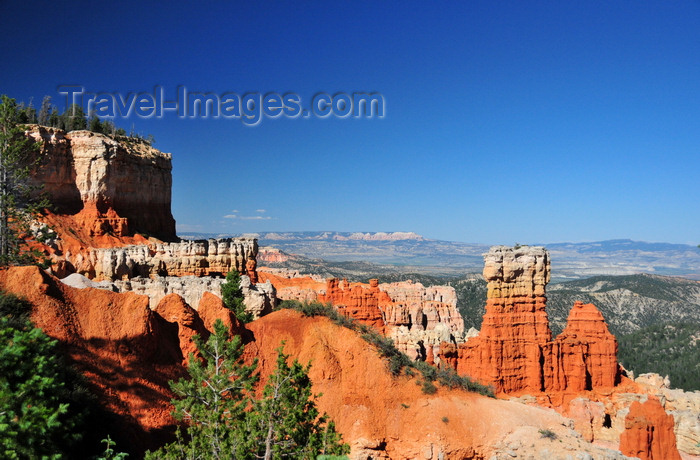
[2,1,699,244]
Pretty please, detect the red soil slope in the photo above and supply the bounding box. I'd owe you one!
[0,266,184,452]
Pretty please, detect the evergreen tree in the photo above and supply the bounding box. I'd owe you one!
[88,111,104,134]
[62,104,87,131]
[48,108,60,129]
[102,119,116,136]
[0,317,84,458]
[25,99,36,124]
[146,324,349,460]
[145,319,258,460]
[221,270,253,323]
[38,96,51,126]
[244,344,350,460]
[0,95,48,266]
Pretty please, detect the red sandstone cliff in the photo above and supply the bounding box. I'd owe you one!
[439,246,620,395]
[318,278,391,332]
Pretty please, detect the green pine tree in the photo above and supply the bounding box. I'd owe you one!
[37,96,51,127]
[0,95,49,266]
[0,317,84,458]
[62,104,87,132]
[244,344,350,460]
[146,325,349,460]
[145,319,258,460]
[221,270,253,323]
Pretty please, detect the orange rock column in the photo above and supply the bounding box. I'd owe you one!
[619,396,681,460]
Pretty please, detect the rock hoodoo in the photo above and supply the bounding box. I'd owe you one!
[439,246,620,394]
[619,396,682,460]
[28,126,176,240]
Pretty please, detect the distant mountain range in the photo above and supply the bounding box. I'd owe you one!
[179,231,700,280]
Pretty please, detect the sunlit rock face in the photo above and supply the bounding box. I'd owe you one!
[439,246,619,395]
[28,126,176,240]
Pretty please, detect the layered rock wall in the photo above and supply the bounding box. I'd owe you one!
[318,278,390,332]
[28,126,176,240]
[113,274,276,320]
[68,238,257,280]
[380,281,465,362]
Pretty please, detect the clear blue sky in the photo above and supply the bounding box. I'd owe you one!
[2,1,699,244]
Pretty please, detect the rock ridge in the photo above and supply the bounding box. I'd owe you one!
[65,238,258,281]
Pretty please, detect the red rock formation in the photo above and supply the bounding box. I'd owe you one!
[243,310,632,459]
[318,278,390,332]
[0,267,243,455]
[28,126,176,240]
[439,246,620,395]
[440,246,553,393]
[197,291,242,333]
[154,294,207,364]
[0,266,660,459]
[0,266,184,454]
[546,301,619,391]
[619,396,682,460]
[260,272,465,360]
[246,256,259,284]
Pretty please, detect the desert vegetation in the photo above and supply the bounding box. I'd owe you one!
[146,319,349,460]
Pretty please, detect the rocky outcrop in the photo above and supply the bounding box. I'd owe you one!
[0,266,639,459]
[380,281,462,333]
[318,278,390,332]
[546,301,619,391]
[28,126,176,240]
[439,246,620,394]
[380,281,465,363]
[263,272,466,359]
[257,271,326,303]
[440,246,553,393]
[634,373,700,457]
[68,238,257,280]
[0,266,184,454]
[619,396,682,460]
[60,273,276,323]
[154,294,206,364]
[113,274,276,320]
[257,247,290,263]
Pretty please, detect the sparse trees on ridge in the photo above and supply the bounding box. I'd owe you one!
[145,320,349,460]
